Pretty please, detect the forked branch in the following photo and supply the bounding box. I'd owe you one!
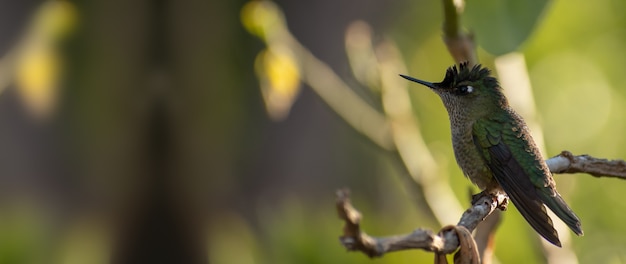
[337,152,626,261]
[337,188,505,259]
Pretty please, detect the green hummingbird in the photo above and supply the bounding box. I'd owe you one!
[400,62,582,247]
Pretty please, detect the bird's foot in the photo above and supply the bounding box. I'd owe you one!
[495,194,509,211]
[471,190,509,211]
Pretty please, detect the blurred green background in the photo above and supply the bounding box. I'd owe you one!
[0,0,626,263]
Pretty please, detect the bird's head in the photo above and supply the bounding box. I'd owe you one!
[401,62,506,118]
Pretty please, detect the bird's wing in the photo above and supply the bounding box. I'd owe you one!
[472,114,561,246]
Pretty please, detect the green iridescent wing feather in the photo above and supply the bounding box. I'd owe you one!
[472,113,562,246]
[495,111,582,236]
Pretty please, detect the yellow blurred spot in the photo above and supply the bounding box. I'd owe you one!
[255,47,301,120]
[263,48,299,96]
[16,46,60,118]
[241,1,285,40]
[242,1,301,120]
[13,0,77,119]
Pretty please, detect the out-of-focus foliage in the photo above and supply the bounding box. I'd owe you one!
[15,0,76,119]
[241,0,285,41]
[463,0,549,56]
[0,203,47,264]
[244,1,301,120]
[254,47,300,120]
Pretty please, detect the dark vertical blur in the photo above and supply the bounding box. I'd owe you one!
[0,0,404,263]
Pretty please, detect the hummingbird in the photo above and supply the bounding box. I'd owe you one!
[400,62,582,247]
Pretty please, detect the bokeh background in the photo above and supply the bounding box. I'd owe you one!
[0,0,626,263]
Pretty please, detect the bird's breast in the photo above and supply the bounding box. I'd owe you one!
[451,125,496,190]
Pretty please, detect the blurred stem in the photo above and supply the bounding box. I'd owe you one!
[291,38,395,150]
[441,0,476,65]
[441,0,461,37]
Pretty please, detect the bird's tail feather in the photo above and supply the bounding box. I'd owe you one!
[539,191,584,236]
[507,190,562,247]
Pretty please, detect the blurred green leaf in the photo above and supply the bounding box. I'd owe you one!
[463,0,550,55]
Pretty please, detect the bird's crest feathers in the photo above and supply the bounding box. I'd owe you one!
[436,62,496,89]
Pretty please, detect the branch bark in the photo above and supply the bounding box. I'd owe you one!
[547,151,626,179]
[337,189,505,258]
[337,152,626,261]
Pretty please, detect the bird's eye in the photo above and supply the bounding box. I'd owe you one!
[458,85,473,95]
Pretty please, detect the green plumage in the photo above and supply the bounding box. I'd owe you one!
[400,62,583,247]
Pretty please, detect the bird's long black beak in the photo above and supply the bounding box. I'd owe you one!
[399,74,436,88]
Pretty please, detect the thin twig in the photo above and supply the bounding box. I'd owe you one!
[548,151,626,179]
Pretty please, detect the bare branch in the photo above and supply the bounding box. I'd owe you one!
[547,151,626,179]
[337,189,506,259]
